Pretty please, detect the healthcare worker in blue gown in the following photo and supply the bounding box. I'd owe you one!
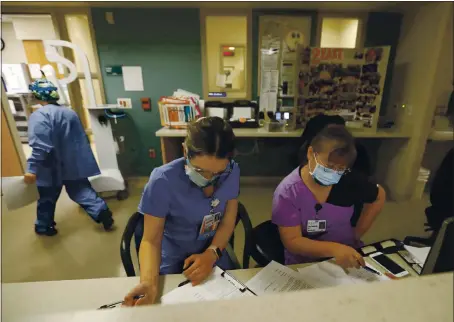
[24,79,114,236]
[123,116,240,306]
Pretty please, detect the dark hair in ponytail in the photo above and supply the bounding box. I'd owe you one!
[185,117,235,159]
[310,125,357,167]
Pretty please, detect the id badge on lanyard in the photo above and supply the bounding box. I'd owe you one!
[306,205,327,234]
[197,198,221,240]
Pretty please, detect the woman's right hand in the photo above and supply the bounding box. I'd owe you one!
[332,244,365,269]
[123,281,157,307]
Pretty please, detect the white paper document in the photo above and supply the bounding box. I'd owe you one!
[1,176,39,211]
[122,66,144,91]
[297,261,390,289]
[160,267,252,305]
[245,261,313,295]
[262,53,279,70]
[404,245,431,265]
[216,74,226,88]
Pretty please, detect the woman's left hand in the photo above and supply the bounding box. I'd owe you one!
[183,250,217,286]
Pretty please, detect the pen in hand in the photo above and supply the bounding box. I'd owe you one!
[178,261,194,287]
[99,295,145,309]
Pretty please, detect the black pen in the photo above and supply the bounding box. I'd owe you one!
[363,265,381,275]
[178,261,194,287]
[98,295,144,309]
[178,279,191,287]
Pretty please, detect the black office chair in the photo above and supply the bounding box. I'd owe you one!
[404,223,438,247]
[120,202,254,277]
[248,220,285,267]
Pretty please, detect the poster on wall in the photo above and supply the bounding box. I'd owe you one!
[296,46,390,130]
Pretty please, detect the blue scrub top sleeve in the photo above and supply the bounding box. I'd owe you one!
[27,112,54,174]
[138,169,171,218]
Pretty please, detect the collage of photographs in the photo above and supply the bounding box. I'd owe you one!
[297,47,388,129]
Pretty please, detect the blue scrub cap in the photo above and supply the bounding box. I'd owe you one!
[29,78,60,102]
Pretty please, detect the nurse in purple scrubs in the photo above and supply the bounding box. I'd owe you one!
[124,117,239,306]
[272,125,385,269]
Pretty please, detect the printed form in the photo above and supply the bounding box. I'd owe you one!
[160,267,252,305]
[297,261,390,288]
[245,261,314,295]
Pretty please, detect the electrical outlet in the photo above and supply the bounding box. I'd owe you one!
[117,98,132,109]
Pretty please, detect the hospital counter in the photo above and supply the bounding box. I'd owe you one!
[156,127,411,164]
[3,254,417,321]
[5,275,452,322]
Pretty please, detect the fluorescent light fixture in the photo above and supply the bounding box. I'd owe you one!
[228,47,235,50]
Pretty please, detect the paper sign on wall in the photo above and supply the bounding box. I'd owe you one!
[122,66,144,91]
[28,64,42,79]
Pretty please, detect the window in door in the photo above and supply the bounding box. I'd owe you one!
[320,17,361,48]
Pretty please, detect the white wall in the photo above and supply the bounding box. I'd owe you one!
[1,22,27,64]
[420,7,454,185]
[12,15,57,40]
[376,2,452,200]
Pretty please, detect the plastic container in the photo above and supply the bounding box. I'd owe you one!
[264,121,286,132]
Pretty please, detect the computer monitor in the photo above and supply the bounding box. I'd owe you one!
[421,217,454,275]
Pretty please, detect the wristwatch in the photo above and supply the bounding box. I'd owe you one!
[208,246,222,260]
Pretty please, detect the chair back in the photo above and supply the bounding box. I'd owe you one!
[250,220,285,266]
[120,212,143,277]
[120,202,253,276]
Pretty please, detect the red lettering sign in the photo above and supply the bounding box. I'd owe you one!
[311,48,344,64]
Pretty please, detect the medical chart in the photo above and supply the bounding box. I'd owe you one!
[160,267,252,305]
[297,261,390,288]
[245,261,313,295]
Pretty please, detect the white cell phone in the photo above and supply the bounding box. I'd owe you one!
[369,252,409,278]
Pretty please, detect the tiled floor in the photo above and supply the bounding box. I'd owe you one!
[1,181,431,284]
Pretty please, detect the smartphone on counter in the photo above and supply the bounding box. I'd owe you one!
[369,252,410,278]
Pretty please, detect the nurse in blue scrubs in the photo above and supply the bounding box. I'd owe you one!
[24,79,114,236]
[124,117,240,306]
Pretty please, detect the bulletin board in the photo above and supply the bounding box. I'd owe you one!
[258,15,312,110]
[294,46,391,131]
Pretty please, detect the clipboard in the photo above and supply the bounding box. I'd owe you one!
[98,266,256,309]
[219,269,257,296]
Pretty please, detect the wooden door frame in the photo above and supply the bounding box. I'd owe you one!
[1,85,27,175]
[2,6,107,132]
[200,8,253,102]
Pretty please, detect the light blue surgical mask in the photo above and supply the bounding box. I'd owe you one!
[309,154,345,186]
[185,159,220,188]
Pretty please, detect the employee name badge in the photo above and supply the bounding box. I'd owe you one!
[307,220,327,233]
[198,212,222,240]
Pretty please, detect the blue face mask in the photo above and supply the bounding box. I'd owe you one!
[185,159,220,188]
[309,154,345,186]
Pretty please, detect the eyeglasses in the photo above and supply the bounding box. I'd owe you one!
[187,159,234,177]
[314,153,350,175]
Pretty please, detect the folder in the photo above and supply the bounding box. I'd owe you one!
[1,176,39,211]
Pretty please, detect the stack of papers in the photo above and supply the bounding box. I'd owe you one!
[160,267,253,305]
[245,261,313,295]
[297,261,390,288]
[160,261,391,306]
